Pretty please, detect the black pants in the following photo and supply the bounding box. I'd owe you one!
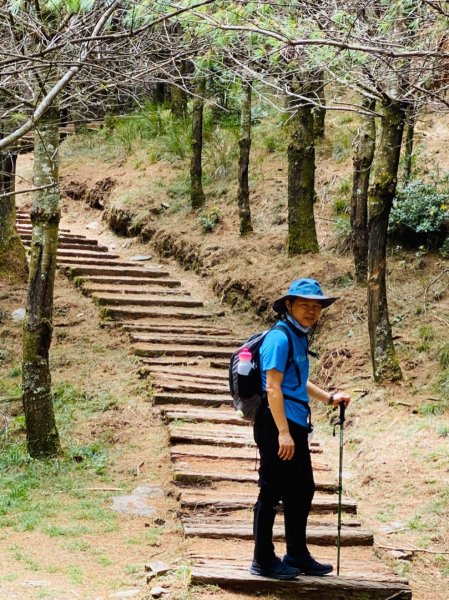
[253,405,315,566]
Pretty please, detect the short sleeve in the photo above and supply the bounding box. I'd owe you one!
[259,329,289,374]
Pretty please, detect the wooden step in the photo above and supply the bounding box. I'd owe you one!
[18,231,91,243]
[154,392,231,407]
[162,407,254,425]
[183,520,372,545]
[57,248,115,258]
[155,380,228,395]
[126,323,233,335]
[191,560,412,598]
[135,344,230,358]
[152,369,228,382]
[93,294,203,308]
[75,275,181,287]
[80,284,188,296]
[131,333,239,347]
[173,469,335,491]
[59,257,145,267]
[108,306,223,321]
[170,444,323,463]
[180,490,356,514]
[140,357,203,368]
[63,265,170,278]
[21,238,107,252]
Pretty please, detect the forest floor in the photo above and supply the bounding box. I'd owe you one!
[1,105,449,599]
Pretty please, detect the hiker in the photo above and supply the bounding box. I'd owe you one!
[250,278,351,580]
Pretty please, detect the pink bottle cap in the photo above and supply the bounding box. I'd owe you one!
[238,348,252,361]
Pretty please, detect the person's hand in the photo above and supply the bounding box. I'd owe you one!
[331,391,351,407]
[278,431,295,460]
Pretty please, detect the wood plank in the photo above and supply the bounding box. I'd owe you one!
[126,323,232,335]
[94,295,203,308]
[155,392,231,407]
[63,265,170,278]
[155,381,228,395]
[174,469,336,492]
[191,561,412,598]
[183,521,373,546]
[135,344,230,358]
[140,357,202,368]
[153,369,228,381]
[60,257,156,267]
[131,333,239,346]
[78,276,181,287]
[181,491,357,514]
[80,284,188,296]
[103,307,221,321]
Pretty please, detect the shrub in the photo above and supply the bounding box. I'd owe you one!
[389,181,449,249]
[198,207,222,232]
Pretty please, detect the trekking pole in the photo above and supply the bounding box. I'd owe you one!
[333,401,346,576]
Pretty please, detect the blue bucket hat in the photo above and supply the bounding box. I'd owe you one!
[273,278,337,314]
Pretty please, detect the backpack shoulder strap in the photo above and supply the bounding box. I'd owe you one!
[271,323,302,387]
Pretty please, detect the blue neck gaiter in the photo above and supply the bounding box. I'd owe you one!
[285,313,310,335]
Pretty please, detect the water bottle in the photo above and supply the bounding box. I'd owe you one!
[237,348,253,376]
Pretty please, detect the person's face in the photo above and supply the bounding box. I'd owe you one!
[286,297,323,328]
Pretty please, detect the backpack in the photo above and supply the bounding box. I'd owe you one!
[229,322,304,422]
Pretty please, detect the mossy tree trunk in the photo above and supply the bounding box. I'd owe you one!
[0,140,28,282]
[402,112,415,185]
[313,70,326,139]
[237,80,253,235]
[190,78,206,210]
[351,98,376,284]
[287,88,319,255]
[22,104,61,458]
[367,99,405,382]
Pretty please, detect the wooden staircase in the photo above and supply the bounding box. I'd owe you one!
[16,210,412,598]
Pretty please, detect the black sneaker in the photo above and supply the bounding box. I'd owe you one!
[250,557,300,580]
[283,553,333,576]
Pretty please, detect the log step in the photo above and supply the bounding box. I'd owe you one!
[152,369,228,381]
[155,380,228,395]
[63,265,170,278]
[80,284,188,296]
[21,239,108,252]
[18,232,92,243]
[135,344,230,358]
[173,469,335,491]
[170,444,324,463]
[59,257,149,267]
[76,276,181,287]
[107,307,220,321]
[183,520,372,545]
[162,407,256,426]
[190,560,412,599]
[93,294,203,308]
[154,392,231,407]
[180,490,356,514]
[131,333,239,347]
[126,323,233,335]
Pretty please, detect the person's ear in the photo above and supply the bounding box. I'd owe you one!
[285,299,292,313]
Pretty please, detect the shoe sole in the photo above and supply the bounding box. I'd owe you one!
[249,568,299,580]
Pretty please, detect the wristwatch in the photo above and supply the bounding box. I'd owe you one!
[327,393,335,406]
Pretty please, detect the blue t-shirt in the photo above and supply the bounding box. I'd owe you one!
[260,321,310,428]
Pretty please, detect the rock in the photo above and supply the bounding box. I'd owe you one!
[130,255,153,262]
[144,561,170,576]
[134,485,164,498]
[86,221,98,230]
[388,549,414,560]
[150,586,168,598]
[110,485,163,517]
[22,580,50,588]
[11,308,26,322]
[160,202,170,209]
[109,589,141,599]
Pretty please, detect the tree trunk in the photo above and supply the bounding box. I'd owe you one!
[351,98,376,284]
[237,80,253,235]
[367,100,405,383]
[171,82,188,119]
[287,93,319,255]
[313,70,326,139]
[22,105,61,458]
[0,143,28,282]
[402,112,415,185]
[190,79,206,210]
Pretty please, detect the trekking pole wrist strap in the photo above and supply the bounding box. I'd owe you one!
[327,393,335,406]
